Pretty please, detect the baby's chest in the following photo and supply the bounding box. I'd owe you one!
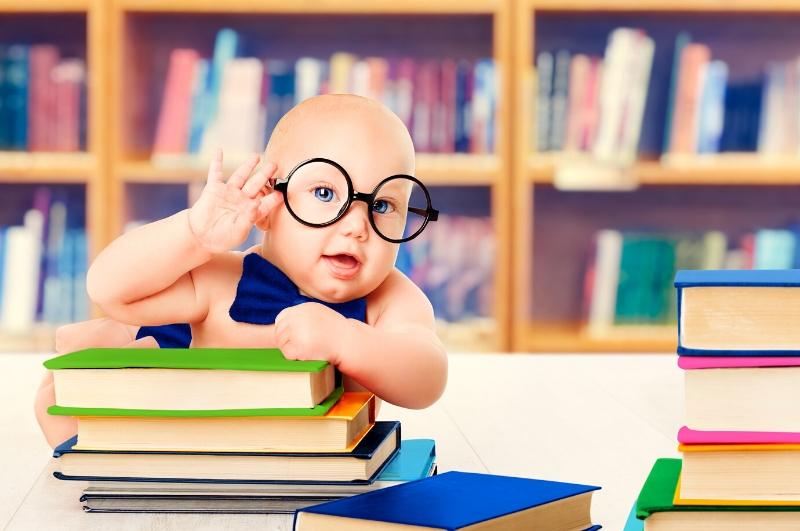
[191,294,280,349]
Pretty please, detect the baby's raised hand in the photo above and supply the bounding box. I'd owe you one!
[274,303,348,365]
[188,149,282,253]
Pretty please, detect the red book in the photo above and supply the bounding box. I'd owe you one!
[413,60,437,153]
[28,45,60,151]
[394,58,416,133]
[52,59,85,152]
[440,59,457,154]
[153,48,200,155]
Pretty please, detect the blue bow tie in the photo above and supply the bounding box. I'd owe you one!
[229,252,367,325]
[136,252,367,348]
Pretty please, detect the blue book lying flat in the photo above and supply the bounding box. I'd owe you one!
[294,470,600,530]
[675,269,800,355]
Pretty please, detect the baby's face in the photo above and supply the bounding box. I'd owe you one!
[260,99,416,303]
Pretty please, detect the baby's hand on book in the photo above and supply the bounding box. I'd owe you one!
[188,149,282,253]
[274,303,348,365]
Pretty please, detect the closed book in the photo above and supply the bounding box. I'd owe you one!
[675,269,800,355]
[680,443,800,503]
[44,347,336,412]
[215,58,264,160]
[669,44,710,154]
[152,48,199,157]
[636,458,800,530]
[27,44,59,151]
[0,213,43,332]
[53,420,400,483]
[678,426,800,445]
[682,360,800,433]
[62,392,375,453]
[78,439,435,514]
[6,45,29,150]
[294,471,601,531]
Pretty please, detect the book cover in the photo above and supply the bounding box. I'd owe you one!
[6,45,29,150]
[44,347,329,372]
[295,471,600,530]
[153,48,199,156]
[678,426,800,445]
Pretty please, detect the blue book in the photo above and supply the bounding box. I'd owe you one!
[294,471,600,530]
[663,32,691,152]
[676,269,800,355]
[186,58,210,154]
[754,229,795,269]
[623,502,643,531]
[5,45,29,150]
[696,60,728,154]
[193,28,239,153]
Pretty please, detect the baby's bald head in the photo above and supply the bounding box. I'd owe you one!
[264,94,415,180]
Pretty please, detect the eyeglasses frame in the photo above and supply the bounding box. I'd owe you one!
[268,157,439,244]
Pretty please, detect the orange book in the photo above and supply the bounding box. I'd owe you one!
[669,43,710,154]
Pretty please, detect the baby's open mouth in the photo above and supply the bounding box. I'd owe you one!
[322,253,361,279]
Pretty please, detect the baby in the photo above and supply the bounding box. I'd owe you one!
[35,94,448,447]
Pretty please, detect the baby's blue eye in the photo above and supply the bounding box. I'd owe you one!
[372,199,393,214]
[314,187,335,202]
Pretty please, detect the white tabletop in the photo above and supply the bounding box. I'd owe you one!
[1,353,682,530]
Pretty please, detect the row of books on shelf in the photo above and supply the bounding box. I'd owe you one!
[47,346,601,529]
[584,226,800,330]
[536,27,799,162]
[153,28,497,166]
[0,44,86,152]
[0,188,88,334]
[628,269,800,530]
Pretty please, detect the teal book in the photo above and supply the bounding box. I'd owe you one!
[45,348,338,415]
[295,471,601,530]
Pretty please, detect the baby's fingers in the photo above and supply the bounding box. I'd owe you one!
[243,161,277,198]
[256,191,283,220]
[227,153,261,189]
[206,148,224,185]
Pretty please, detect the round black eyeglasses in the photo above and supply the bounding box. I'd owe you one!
[268,157,439,244]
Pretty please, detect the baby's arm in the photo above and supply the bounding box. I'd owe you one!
[87,152,280,325]
[275,270,447,409]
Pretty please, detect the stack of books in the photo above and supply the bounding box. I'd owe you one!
[45,347,436,513]
[632,270,800,529]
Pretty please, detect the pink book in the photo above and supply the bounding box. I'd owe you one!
[679,426,800,445]
[678,356,800,370]
[669,43,710,154]
[153,48,200,155]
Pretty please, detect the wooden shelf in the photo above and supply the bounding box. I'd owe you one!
[515,322,677,353]
[527,0,800,12]
[437,318,498,353]
[527,153,800,187]
[0,0,90,12]
[116,0,501,14]
[119,154,500,186]
[0,152,95,183]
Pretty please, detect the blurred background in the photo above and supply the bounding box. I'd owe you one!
[1,0,799,354]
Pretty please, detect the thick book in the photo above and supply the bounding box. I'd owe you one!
[294,471,601,530]
[680,443,800,503]
[79,439,435,514]
[44,348,336,412]
[675,269,800,355]
[683,363,800,432]
[678,426,800,445]
[53,420,399,483]
[636,458,800,530]
[59,392,374,453]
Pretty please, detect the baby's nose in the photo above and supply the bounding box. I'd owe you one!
[339,203,369,240]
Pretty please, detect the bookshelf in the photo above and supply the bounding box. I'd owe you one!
[106,0,512,352]
[0,0,109,352]
[512,0,800,352]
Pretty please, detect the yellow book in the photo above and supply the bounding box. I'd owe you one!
[73,392,376,453]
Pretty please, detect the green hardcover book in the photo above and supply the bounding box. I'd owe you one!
[45,348,338,416]
[636,458,800,530]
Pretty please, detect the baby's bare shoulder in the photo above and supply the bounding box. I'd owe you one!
[191,249,249,296]
[367,268,434,326]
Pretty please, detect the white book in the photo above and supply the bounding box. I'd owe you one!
[593,28,638,163]
[588,229,622,333]
[1,210,44,332]
[618,32,654,163]
[216,58,264,160]
[295,57,324,104]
